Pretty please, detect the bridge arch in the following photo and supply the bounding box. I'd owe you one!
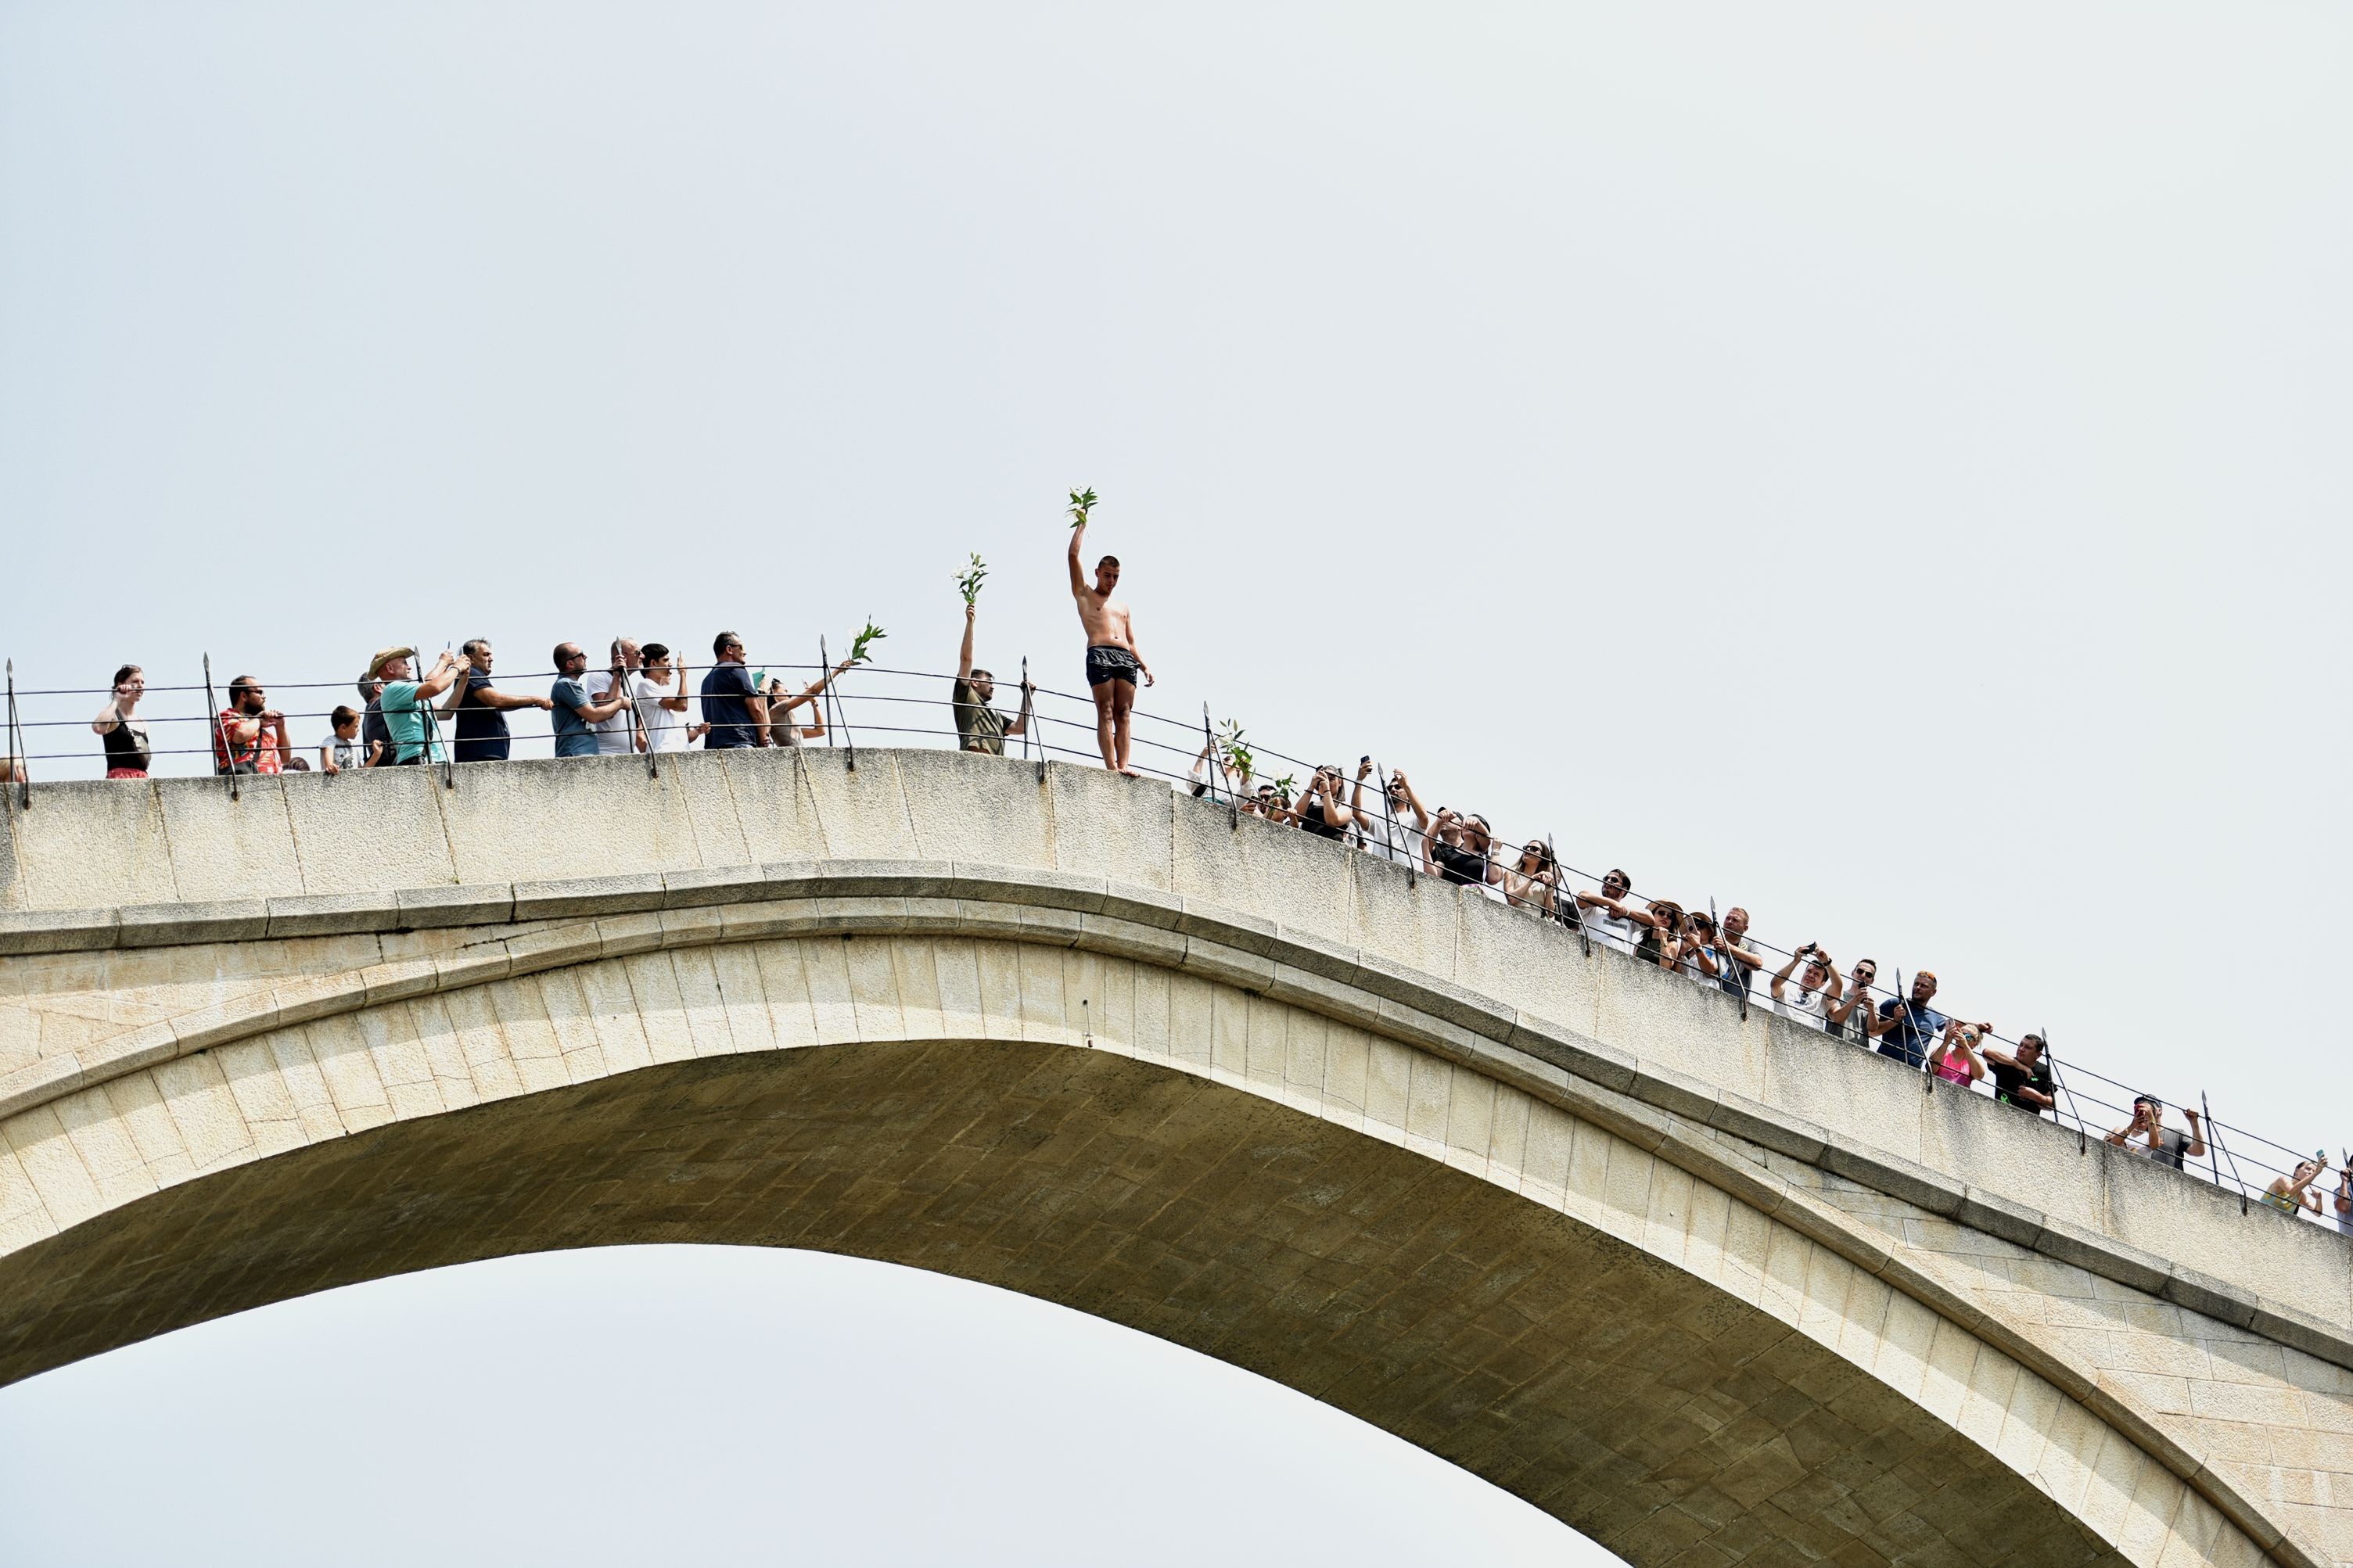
[1,752,2344,1567]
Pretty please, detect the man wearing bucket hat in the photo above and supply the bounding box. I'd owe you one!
[365,646,464,766]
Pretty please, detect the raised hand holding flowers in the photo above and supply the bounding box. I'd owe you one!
[1068,488,1097,529]
[847,619,888,666]
[954,554,988,608]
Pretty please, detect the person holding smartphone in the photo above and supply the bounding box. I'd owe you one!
[1770,942,1844,1027]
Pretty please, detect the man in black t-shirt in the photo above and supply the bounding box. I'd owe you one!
[1982,1034,2057,1116]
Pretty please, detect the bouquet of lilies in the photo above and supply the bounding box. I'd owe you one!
[954,554,988,607]
[1068,487,1097,529]
[847,620,888,666]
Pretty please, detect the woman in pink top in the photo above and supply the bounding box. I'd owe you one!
[1927,1021,1992,1086]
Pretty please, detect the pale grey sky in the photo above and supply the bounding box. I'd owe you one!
[2,3,2348,1563]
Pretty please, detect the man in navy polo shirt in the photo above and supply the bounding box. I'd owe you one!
[700,630,772,749]
[1869,969,1949,1070]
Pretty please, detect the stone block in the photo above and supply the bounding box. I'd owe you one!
[2165,1266,2261,1331]
[659,748,755,869]
[1058,764,1176,890]
[500,925,606,975]
[397,884,514,929]
[0,906,120,956]
[264,891,403,938]
[1076,913,1187,969]
[658,867,769,908]
[118,899,270,948]
[1262,963,1381,1034]
[1629,1061,1723,1126]
[1,778,178,912]
[1450,893,1598,1044]
[1170,794,1356,951]
[435,755,694,884]
[1097,881,1184,931]
[766,859,941,899]
[947,862,1106,913]
[1593,947,1757,1094]
[1956,1185,2047,1251]
[1271,924,1360,987]
[1503,1014,1638,1095]
[279,762,458,894]
[512,872,669,921]
[171,996,275,1055]
[0,1054,84,1122]
[2035,1216,2174,1296]
[1757,1021,1928,1168]
[1817,1144,1965,1220]
[1172,899,1277,959]
[1346,854,1465,995]
[82,1022,180,1082]
[714,747,825,863]
[155,775,304,902]
[797,748,919,861]
[896,749,1053,868]
[1705,1090,1831,1167]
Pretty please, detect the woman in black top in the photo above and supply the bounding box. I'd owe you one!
[91,664,153,777]
[1293,765,1366,841]
[1631,899,1684,970]
[1427,809,1501,892]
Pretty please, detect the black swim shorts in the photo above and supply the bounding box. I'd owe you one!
[1085,645,1140,687]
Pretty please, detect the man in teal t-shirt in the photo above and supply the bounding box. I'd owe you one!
[365,647,463,765]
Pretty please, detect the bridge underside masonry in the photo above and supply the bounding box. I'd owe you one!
[2,749,2351,1567]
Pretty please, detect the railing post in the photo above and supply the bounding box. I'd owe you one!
[203,653,237,802]
[2204,1093,2251,1214]
[820,636,853,770]
[619,634,655,780]
[1555,832,1588,957]
[429,640,454,790]
[4,658,26,811]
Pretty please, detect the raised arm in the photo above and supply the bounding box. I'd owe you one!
[414,651,465,704]
[1769,948,1801,1000]
[2181,1107,2207,1161]
[1068,520,1088,597]
[958,603,978,683]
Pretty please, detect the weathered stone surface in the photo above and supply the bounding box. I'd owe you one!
[0,754,2345,1568]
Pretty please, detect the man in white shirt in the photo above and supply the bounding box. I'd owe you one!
[1573,870,1647,956]
[628,643,701,753]
[1769,943,1844,1027]
[1355,765,1432,871]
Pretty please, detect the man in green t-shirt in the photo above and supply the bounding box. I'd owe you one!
[365,646,465,766]
[953,601,1033,755]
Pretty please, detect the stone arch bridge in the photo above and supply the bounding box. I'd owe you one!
[2,751,2349,1567]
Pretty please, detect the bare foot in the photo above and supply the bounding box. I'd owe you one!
[1119,764,1145,778]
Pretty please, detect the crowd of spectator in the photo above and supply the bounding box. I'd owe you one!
[38,589,2339,1233]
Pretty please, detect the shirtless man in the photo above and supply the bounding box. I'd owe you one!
[1068,508,1154,774]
